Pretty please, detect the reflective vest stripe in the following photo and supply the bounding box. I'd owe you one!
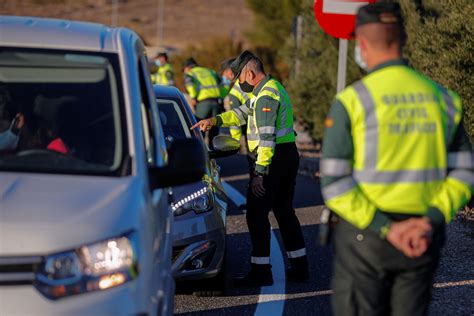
[449,169,474,186]
[247,134,259,141]
[448,151,473,169]
[261,86,292,138]
[276,127,294,138]
[267,87,287,130]
[353,81,378,170]
[259,140,276,148]
[320,158,352,176]
[233,108,247,125]
[322,177,356,200]
[287,248,306,259]
[354,169,446,183]
[240,104,251,115]
[259,126,276,134]
[247,98,258,141]
[440,88,456,146]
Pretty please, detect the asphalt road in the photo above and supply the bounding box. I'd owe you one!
[174,154,474,316]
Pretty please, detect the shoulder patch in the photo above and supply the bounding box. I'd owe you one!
[324,117,334,128]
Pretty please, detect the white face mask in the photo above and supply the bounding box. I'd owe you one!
[354,43,369,71]
[0,121,19,151]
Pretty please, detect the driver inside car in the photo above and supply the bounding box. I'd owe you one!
[0,86,25,152]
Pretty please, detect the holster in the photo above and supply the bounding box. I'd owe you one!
[318,207,339,246]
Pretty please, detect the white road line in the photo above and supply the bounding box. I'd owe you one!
[222,181,286,316]
[433,279,474,288]
[254,230,286,316]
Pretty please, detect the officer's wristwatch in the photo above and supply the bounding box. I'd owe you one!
[254,171,264,178]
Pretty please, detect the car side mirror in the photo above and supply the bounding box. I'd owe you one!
[149,138,206,189]
[208,135,240,159]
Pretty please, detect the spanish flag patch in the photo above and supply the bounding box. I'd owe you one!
[262,108,271,112]
[324,117,334,128]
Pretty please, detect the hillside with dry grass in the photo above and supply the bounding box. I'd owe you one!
[0,0,253,51]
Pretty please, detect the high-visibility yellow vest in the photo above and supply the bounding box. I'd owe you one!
[216,77,296,173]
[246,79,295,153]
[185,67,221,102]
[322,64,471,228]
[228,81,252,141]
[152,63,175,86]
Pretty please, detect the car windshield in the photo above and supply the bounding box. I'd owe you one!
[156,99,192,147]
[0,48,125,175]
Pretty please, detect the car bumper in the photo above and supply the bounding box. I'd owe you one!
[172,210,226,281]
[0,277,174,316]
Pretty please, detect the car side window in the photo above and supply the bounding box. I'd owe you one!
[156,99,192,148]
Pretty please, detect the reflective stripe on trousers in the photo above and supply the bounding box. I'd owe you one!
[251,256,270,265]
[287,248,306,259]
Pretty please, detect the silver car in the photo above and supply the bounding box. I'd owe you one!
[0,16,206,315]
[154,85,238,296]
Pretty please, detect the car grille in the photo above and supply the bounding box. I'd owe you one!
[0,256,42,285]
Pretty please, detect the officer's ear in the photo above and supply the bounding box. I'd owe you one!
[247,69,257,82]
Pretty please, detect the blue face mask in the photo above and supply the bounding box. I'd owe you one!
[0,120,19,151]
[154,60,162,67]
[221,76,231,86]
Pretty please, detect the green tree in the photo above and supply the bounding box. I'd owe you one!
[281,0,473,142]
[245,0,301,79]
[400,0,474,141]
[281,0,362,141]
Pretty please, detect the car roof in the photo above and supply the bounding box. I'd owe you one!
[153,85,198,126]
[0,15,120,52]
[153,85,184,99]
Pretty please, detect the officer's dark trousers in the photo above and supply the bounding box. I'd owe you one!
[332,219,445,316]
[246,142,306,263]
[195,98,222,149]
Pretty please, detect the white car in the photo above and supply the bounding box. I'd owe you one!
[0,16,206,315]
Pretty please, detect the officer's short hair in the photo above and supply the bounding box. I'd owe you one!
[247,57,265,75]
[355,2,406,48]
[157,52,168,60]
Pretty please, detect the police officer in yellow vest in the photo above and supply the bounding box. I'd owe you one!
[220,58,252,143]
[321,3,473,315]
[192,51,309,287]
[151,52,175,86]
[184,58,222,149]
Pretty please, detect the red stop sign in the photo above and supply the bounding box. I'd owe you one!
[314,0,376,39]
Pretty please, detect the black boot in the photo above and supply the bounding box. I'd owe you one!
[233,264,273,287]
[286,256,309,282]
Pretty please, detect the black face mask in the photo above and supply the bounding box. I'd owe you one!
[240,80,254,93]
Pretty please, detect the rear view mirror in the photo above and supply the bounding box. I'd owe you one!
[209,135,240,159]
[150,138,206,188]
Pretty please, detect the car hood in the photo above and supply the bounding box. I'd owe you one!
[0,172,143,255]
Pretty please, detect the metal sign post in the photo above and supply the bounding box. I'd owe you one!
[314,0,376,92]
[337,39,348,93]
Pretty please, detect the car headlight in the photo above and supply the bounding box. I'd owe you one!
[171,187,213,216]
[34,233,138,300]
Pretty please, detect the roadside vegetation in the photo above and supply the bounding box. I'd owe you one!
[243,0,474,143]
